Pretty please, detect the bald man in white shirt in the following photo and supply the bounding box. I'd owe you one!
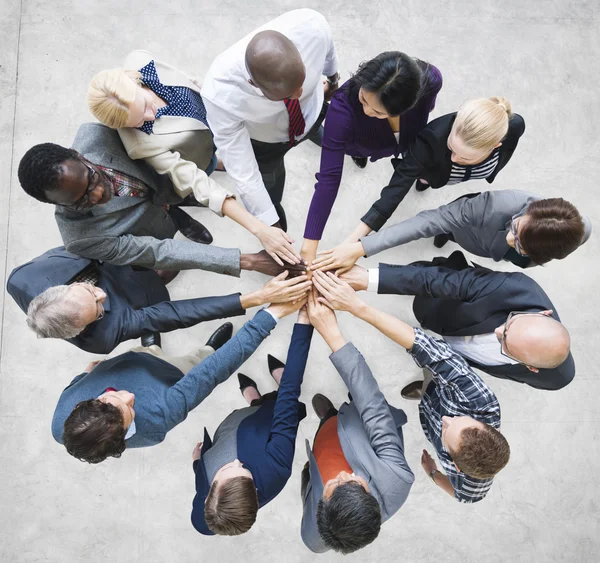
[202,9,340,232]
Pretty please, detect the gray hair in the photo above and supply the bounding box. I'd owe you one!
[26,285,86,340]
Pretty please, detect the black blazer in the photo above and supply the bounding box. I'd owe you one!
[362,112,526,231]
[377,252,574,390]
[7,247,245,354]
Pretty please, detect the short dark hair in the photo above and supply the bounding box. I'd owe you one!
[18,143,79,203]
[348,51,426,116]
[62,399,127,464]
[204,476,258,535]
[450,424,510,479]
[316,481,381,554]
[519,198,585,265]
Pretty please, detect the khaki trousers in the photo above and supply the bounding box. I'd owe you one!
[129,344,214,374]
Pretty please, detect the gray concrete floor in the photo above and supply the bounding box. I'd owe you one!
[1,2,599,562]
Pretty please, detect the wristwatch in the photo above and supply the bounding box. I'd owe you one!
[326,72,340,87]
[429,469,440,483]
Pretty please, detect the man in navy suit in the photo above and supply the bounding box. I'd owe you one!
[190,307,313,536]
[340,251,574,391]
[7,247,312,354]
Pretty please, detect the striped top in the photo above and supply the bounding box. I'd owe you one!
[409,328,501,503]
[447,148,500,185]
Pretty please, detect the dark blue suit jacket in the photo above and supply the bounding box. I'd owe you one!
[191,323,314,535]
[378,251,575,390]
[7,247,245,354]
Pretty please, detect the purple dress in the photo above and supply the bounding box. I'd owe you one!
[304,65,443,240]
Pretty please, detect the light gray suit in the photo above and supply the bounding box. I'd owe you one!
[55,123,241,275]
[301,343,414,553]
[360,189,592,266]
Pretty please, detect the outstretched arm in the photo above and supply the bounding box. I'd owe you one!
[307,289,413,477]
[266,313,314,470]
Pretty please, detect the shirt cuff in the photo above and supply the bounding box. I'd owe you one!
[254,205,281,227]
[263,308,280,323]
[367,268,380,292]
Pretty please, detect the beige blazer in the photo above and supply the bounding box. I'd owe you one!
[117,50,233,216]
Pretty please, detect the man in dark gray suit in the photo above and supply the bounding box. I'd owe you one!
[300,290,414,554]
[338,251,574,390]
[17,124,306,278]
[7,247,311,354]
[311,189,591,272]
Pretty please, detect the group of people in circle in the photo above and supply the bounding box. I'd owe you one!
[8,9,589,555]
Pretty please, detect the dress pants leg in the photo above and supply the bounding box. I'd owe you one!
[251,140,290,230]
[129,344,215,374]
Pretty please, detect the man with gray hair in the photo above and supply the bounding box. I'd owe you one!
[7,247,312,354]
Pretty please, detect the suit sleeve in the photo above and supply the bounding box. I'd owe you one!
[361,192,487,257]
[378,263,511,302]
[163,309,276,430]
[65,234,241,276]
[329,343,413,479]
[360,140,430,231]
[112,293,246,344]
[265,324,314,471]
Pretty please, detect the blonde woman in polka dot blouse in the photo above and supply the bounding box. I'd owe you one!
[87,50,302,267]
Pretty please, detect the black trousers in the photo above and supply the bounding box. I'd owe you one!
[251,101,328,230]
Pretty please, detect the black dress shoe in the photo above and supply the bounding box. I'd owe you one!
[352,157,368,169]
[312,393,335,420]
[401,380,424,401]
[267,354,285,379]
[415,179,430,192]
[174,194,208,208]
[205,322,233,351]
[169,206,213,244]
[141,332,161,348]
[433,233,451,249]
[238,373,259,395]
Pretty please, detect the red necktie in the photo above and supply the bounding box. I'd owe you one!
[284,98,305,146]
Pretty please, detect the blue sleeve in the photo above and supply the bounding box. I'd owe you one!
[163,309,276,430]
[113,293,245,344]
[265,324,314,471]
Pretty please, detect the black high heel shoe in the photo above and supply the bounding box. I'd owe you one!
[267,354,285,380]
[238,373,259,398]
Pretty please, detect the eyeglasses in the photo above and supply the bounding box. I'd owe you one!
[59,160,99,212]
[72,283,104,321]
[500,311,548,363]
[510,216,526,256]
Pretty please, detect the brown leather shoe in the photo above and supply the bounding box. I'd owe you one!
[312,393,335,420]
[401,380,424,400]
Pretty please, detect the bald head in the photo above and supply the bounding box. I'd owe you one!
[245,30,305,100]
[500,312,570,369]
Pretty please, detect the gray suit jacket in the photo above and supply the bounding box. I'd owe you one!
[361,190,592,267]
[55,123,241,275]
[301,343,414,553]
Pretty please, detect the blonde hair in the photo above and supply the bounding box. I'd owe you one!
[452,97,513,151]
[87,69,143,129]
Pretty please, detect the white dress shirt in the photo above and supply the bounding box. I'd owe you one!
[366,268,518,366]
[202,9,339,225]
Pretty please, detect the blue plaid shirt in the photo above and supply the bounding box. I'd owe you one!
[137,60,209,134]
[409,328,502,503]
